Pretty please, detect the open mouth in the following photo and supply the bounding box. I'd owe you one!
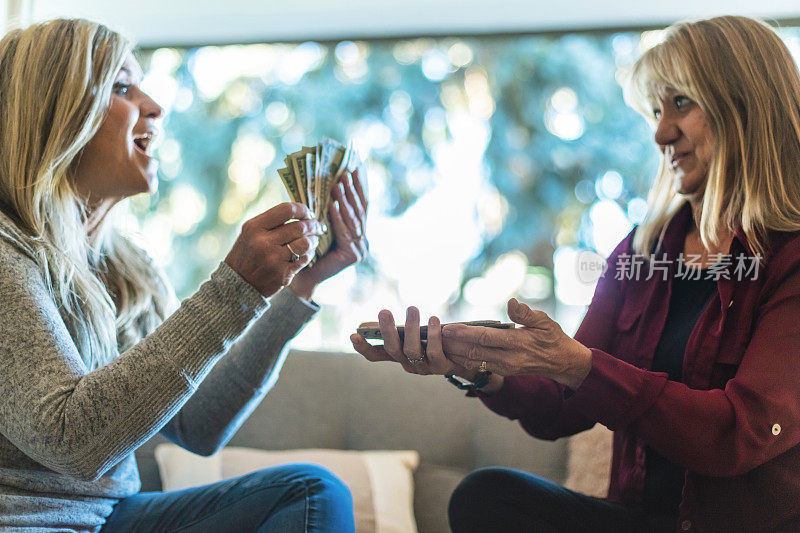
[671,152,690,169]
[133,132,155,156]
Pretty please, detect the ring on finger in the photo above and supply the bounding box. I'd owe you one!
[286,243,301,263]
[406,353,426,366]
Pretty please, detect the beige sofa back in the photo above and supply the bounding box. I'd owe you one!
[135,350,568,532]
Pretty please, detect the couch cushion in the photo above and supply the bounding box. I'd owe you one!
[413,463,468,533]
[336,354,474,468]
[226,350,349,450]
[154,443,420,533]
[471,405,567,481]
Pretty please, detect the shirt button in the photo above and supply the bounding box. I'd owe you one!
[681,519,692,530]
[772,423,782,435]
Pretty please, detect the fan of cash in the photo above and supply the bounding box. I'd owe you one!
[277,138,364,264]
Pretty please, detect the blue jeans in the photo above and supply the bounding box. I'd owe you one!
[101,463,355,533]
[448,467,677,533]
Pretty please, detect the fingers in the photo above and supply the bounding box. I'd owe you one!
[377,308,427,374]
[403,306,425,364]
[350,334,395,363]
[425,315,450,374]
[332,180,362,238]
[442,331,504,371]
[328,199,367,258]
[269,218,324,245]
[351,169,368,216]
[507,298,549,329]
[378,309,403,359]
[342,172,367,228]
[250,202,314,230]
[442,324,510,348]
[285,234,319,262]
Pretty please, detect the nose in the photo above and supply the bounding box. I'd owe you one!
[137,88,163,120]
[654,113,680,150]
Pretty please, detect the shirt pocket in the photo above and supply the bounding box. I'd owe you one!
[612,302,644,363]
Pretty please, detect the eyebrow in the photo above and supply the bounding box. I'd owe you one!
[117,66,143,83]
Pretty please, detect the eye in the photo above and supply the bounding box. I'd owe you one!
[674,95,691,109]
[652,108,662,120]
[112,82,130,96]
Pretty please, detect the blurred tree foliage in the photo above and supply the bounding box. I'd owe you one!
[132,27,800,311]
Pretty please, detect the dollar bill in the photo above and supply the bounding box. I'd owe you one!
[276,138,365,264]
[277,167,301,203]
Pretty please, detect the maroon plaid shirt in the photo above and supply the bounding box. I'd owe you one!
[481,202,800,532]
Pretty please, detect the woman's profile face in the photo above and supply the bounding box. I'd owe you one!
[652,88,714,200]
[72,53,163,206]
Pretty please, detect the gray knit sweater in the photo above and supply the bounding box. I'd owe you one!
[0,215,318,532]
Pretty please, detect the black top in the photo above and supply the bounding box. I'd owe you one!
[642,269,718,517]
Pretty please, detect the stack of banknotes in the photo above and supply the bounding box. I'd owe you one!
[277,138,363,263]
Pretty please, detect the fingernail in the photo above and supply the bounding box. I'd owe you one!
[442,326,453,337]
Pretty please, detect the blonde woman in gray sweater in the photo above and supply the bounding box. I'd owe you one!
[0,18,367,532]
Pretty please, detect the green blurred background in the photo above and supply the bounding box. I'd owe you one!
[120,27,800,349]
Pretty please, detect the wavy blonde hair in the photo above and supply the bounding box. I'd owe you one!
[624,16,800,260]
[0,19,173,370]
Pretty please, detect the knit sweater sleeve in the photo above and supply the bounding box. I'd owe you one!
[159,286,319,456]
[0,241,269,482]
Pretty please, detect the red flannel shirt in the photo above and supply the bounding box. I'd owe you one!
[480,202,800,532]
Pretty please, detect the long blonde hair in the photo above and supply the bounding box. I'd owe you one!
[0,19,173,370]
[624,16,800,260]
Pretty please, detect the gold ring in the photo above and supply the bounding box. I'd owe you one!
[479,361,487,372]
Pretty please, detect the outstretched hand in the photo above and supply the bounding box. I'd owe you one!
[350,307,469,376]
[443,298,593,390]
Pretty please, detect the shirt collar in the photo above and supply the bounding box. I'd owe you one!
[659,201,756,259]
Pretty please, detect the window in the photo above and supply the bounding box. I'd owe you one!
[126,27,800,349]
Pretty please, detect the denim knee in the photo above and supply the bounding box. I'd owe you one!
[277,463,354,532]
[229,463,351,506]
[451,467,518,505]
[281,463,351,499]
[449,467,534,529]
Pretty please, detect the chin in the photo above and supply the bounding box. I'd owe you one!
[145,173,159,194]
[673,172,705,197]
[141,163,159,193]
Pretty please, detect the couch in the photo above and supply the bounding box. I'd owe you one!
[135,350,576,532]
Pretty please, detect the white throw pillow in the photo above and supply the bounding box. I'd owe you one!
[154,444,419,533]
[563,424,613,498]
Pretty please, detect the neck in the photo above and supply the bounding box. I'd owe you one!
[84,198,117,241]
[685,195,733,257]
[689,196,703,232]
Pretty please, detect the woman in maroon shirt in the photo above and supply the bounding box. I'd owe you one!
[352,15,800,532]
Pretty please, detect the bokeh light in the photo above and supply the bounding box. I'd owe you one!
[131,26,800,350]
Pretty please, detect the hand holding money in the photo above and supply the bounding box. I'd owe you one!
[224,202,323,298]
[279,138,369,300]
